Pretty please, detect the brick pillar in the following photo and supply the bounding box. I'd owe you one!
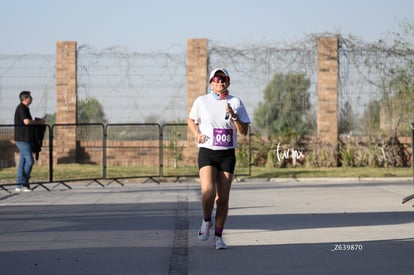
[317,37,338,146]
[186,39,208,165]
[56,41,77,163]
[187,38,208,115]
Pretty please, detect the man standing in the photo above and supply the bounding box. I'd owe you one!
[14,91,46,192]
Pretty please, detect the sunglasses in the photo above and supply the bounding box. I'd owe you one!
[211,75,228,83]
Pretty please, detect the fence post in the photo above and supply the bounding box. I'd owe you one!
[318,37,339,145]
[56,41,77,164]
[187,38,208,115]
[186,39,208,171]
[317,37,339,149]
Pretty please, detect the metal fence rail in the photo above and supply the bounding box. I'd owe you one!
[0,123,252,192]
[106,123,161,184]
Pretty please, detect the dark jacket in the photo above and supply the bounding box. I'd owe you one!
[32,119,46,160]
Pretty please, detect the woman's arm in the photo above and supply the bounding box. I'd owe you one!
[231,116,249,136]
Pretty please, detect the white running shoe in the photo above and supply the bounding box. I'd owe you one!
[197,219,212,241]
[214,236,227,250]
[15,187,22,192]
[22,187,32,192]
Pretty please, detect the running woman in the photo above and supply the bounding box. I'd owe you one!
[187,68,250,249]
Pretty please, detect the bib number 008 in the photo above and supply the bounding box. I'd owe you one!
[212,128,233,146]
[215,134,232,143]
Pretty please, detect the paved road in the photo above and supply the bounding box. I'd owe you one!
[0,177,413,274]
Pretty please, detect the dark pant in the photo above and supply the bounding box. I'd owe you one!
[198,148,236,174]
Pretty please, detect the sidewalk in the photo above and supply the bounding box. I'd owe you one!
[0,178,413,274]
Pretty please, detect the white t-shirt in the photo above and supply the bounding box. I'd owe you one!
[189,92,251,150]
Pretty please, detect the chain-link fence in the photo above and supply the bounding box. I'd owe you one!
[0,55,56,124]
[3,37,407,134]
[208,38,318,133]
[77,45,187,124]
[1,35,413,171]
[338,36,414,137]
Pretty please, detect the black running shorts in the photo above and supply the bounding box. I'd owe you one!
[198,147,236,174]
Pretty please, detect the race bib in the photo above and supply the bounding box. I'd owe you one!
[213,128,233,147]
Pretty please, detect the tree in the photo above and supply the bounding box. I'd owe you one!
[375,20,414,136]
[339,101,357,135]
[75,98,107,140]
[360,100,380,136]
[381,70,414,136]
[77,98,107,124]
[45,113,56,125]
[254,72,311,138]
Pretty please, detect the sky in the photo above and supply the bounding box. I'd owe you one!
[0,0,413,54]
